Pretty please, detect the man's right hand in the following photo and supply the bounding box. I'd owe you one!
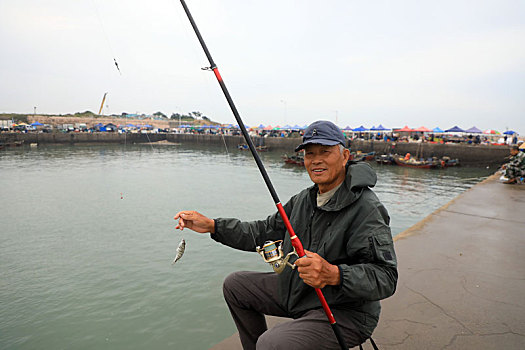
[174,211,215,234]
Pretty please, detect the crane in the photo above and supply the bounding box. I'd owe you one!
[98,92,108,116]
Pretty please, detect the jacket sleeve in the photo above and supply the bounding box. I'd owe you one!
[339,201,398,301]
[211,198,294,251]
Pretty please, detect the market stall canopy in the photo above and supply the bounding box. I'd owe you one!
[483,129,500,134]
[413,126,432,132]
[433,127,444,133]
[445,126,465,133]
[30,122,43,126]
[370,124,390,131]
[503,130,517,135]
[292,125,302,130]
[465,126,482,133]
[396,126,414,132]
[343,126,353,131]
[257,124,265,129]
[352,125,369,131]
[263,125,273,130]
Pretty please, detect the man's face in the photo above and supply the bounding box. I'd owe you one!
[510,148,519,156]
[304,144,350,193]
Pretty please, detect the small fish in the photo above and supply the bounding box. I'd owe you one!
[171,238,186,265]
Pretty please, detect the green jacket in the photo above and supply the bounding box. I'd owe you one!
[212,162,398,335]
[509,151,525,170]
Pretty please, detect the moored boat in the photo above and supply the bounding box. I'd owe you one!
[282,153,304,166]
[394,154,439,169]
[375,154,395,165]
[351,151,376,162]
[238,144,269,152]
[439,156,460,168]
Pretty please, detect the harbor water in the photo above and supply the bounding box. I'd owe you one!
[0,144,493,349]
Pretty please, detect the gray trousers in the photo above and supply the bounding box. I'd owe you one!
[223,271,367,350]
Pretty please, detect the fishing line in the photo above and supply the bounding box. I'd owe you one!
[172,0,235,163]
[144,130,155,151]
[91,0,122,75]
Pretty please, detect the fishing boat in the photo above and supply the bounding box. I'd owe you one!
[375,154,395,165]
[282,154,304,166]
[439,156,460,168]
[238,144,269,152]
[394,154,440,169]
[351,151,376,162]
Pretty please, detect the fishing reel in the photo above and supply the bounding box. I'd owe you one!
[256,240,298,274]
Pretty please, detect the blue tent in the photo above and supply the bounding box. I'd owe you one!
[30,121,43,126]
[370,124,389,131]
[343,126,353,131]
[503,130,516,135]
[445,126,465,133]
[292,124,302,130]
[257,124,265,129]
[433,127,444,133]
[282,124,293,130]
[352,125,369,132]
[465,126,482,133]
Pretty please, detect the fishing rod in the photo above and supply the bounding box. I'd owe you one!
[178,1,348,349]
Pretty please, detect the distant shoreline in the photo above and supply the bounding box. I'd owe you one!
[0,132,510,167]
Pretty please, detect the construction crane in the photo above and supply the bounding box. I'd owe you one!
[98,92,108,116]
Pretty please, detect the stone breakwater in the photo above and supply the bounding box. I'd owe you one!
[0,133,510,167]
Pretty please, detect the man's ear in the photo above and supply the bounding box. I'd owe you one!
[342,148,351,164]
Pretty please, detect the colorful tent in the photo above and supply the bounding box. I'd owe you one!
[483,129,500,134]
[465,126,482,133]
[343,126,353,131]
[30,121,43,126]
[370,124,390,131]
[413,126,432,132]
[433,127,444,133]
[503,130,517,135]
[352,125,368,132]
[396,126,414,132]
[445,126,465,133]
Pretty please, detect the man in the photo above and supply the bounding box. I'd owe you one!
[501,145,525,184]
[174,120,398,349]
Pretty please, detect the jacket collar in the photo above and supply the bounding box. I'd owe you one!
[308,161,377,211]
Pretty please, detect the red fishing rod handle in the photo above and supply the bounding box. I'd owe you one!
[276,203,305,257]
[276,202,336,325]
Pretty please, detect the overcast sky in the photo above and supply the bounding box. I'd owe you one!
[1,0,524,134]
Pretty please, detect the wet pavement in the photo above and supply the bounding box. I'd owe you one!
[211,174,525,349]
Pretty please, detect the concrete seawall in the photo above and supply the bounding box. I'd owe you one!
[0,132,510,166]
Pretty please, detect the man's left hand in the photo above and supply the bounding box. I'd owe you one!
[295,250,340,288]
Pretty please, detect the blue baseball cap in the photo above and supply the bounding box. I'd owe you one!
[295,120,346,152]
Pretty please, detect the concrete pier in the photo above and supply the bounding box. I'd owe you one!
[210,174,525,349]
